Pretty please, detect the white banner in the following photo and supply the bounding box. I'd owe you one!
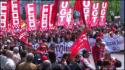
[103,35,124,52]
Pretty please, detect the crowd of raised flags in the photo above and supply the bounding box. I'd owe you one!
[0,0,124,70]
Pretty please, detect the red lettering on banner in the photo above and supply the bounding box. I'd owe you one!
[26,3,37,31]
[58,1,69,26]
[11,0,20,29]
[99,2,108,26]
[91,3,100,27]
[83,0,91,26]
[0,2,8,31]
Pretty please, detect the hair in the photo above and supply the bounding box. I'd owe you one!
[6,50,13,58]
[62,53,70,59]
[13,47,19,54]
[82,49,89,58]
[26,53,34,62]
[48,51,56,63]
[20,50,27,58]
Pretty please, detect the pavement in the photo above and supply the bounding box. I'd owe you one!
[89,53,124,70]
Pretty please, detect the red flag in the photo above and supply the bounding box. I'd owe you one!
[69,29,91,59]
[50,0,60,25]
[19,29,31,46]
[74,0,86,24]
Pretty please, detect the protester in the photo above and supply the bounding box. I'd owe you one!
[17,53,37,70]
[0,21,123,70]
[81,49,95,70]
[92,37,106,69]
[99,51,121,70]
[5,50,16,70]
[12,47,21,65]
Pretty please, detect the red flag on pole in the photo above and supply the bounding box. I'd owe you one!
[50,0,60,25]
[69,29,91,59]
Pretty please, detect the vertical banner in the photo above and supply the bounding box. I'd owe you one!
[40,4,50,31]
[91,2,100,27]
[10,0,20,31]
[49,4,56,30]
[65,8,74,29]
[99,1,108,26]
[0,1,8,32]
[26,3,37,31]
[58,1,69,26]
[83,0,92,27]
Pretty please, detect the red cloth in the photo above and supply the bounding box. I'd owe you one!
[69,30,91,59]
[92,43,105,62]
[51,0,60,25]
[74,0,86,24]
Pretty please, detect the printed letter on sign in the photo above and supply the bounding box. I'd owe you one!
[10,0,20,30]
[40,5,50,31]
[0,2,8,31]
[91,3,100,27]
[26,3,37,31]
[58,1,69,26]
[99,2,108,26]
[83,0,91,27]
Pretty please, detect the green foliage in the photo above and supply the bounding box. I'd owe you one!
[106,0,120,21]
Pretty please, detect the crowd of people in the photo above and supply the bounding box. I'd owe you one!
[0,21,123,70]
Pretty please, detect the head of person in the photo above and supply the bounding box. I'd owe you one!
[104,51,111,60]
[13,47,19,54]
[6,50,13,58]
[109,31,114,37]
[26,53,34,62]
[60,58,67,65]
[48,51,56,63]
[39,43,48,51]
[74,54,81,63]
[82,49,90,58]
[20,50,27,58]
[65,31,72,41]
[96,37,102,46]
[62,52,70,60]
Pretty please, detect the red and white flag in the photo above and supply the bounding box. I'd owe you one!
[0,1,8,32]
[10,0,21,31]
[91,2,100,27]
[26,3,37,31]
[99,1,108,27]
[70,29,91,59]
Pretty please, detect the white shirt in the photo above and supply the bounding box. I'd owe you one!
[5,58,16,70]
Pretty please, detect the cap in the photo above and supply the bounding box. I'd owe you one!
[41,55,48,61]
